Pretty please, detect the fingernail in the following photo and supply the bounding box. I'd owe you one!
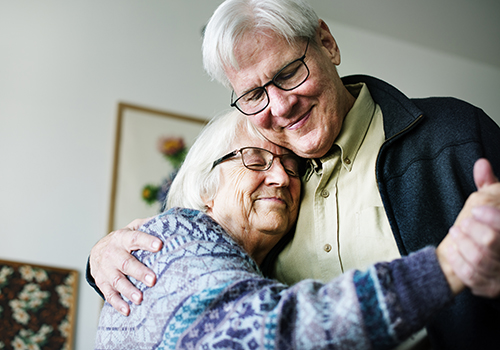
[145,274,154,285]
[152,241,161,250]
[120,307,128,316]
[131,292,140,303]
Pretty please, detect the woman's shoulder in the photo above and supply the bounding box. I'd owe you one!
[141,207,230,243]
[132,207,256,271]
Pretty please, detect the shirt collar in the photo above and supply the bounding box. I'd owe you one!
[321,82,376,172]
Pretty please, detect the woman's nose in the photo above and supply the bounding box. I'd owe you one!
[264,158,290,187]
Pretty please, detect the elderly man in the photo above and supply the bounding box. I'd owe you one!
[88,0,500,349]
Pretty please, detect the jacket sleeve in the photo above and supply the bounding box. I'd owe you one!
[86,257,104,300]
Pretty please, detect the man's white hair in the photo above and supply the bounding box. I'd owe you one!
[202,0,319,88]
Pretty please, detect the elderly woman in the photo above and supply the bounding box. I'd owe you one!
[94,110,469,349]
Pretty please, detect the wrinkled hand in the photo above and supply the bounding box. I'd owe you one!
[90,217,162,316]
[445,159,500,298]
[447,206,500,298]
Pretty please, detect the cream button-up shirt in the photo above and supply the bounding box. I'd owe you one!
[274,83,429,350]
[274,82,401,283]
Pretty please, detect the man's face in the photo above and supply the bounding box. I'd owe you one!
[225,23,353,159]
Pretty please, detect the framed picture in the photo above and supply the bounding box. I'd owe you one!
[0,259,78,350]
[108,102,207,233]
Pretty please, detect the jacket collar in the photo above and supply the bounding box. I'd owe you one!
[341,75,423,140]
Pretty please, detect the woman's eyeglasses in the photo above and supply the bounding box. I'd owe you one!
[212,147,302,177]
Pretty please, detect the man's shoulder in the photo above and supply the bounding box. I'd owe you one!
[411,96,482,118]
[344,75,495,135]
[343,75,479,109]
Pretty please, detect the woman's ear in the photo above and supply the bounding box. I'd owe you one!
[316,19,341,65]
[202,195,214,212]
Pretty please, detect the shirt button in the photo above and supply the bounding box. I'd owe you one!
[321,190,330,198]
[324,244,332,253]
[344,157,351,165]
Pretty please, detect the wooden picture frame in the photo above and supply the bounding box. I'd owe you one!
[108,103,207,233]
[0,259,78,350]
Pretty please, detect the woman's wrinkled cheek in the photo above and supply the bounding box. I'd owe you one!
[226,168,261,219]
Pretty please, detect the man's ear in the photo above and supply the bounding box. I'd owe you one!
[316,19,341,65]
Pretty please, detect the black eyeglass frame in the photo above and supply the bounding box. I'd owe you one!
[211,146,303,177]
[230,39,311,116]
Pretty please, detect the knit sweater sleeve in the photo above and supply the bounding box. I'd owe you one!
[190,247,452,350]
[94,208,453,350]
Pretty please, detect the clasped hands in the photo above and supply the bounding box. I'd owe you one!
[437,158,500,297]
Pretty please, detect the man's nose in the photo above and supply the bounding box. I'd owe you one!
[267,84,298,119]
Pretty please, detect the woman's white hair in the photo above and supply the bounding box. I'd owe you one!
[166,109,265,211]
[202,0,319,88]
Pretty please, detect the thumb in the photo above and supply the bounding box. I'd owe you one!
[474,158,498,190]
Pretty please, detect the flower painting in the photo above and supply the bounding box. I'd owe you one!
[108,103,206,232]
[141,136,188,209]
[0,260,78,350]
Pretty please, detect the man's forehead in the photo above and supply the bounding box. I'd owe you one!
[228,34,302,90]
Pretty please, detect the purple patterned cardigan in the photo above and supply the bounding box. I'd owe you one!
[94,207,452,349]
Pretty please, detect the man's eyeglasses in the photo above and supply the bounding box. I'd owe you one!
[230,39,310,116]
[212,147,302,178]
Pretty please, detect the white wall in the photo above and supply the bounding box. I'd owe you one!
[0,1,498,349]
[330,20,500,122]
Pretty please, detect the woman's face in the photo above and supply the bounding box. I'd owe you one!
[205,129,301,264]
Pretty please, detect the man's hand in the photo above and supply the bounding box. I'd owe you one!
[444,159,500,298]
[90,217,162,316]
[447,206,500,298]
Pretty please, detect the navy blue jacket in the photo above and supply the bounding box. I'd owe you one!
[344,75,500,349]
